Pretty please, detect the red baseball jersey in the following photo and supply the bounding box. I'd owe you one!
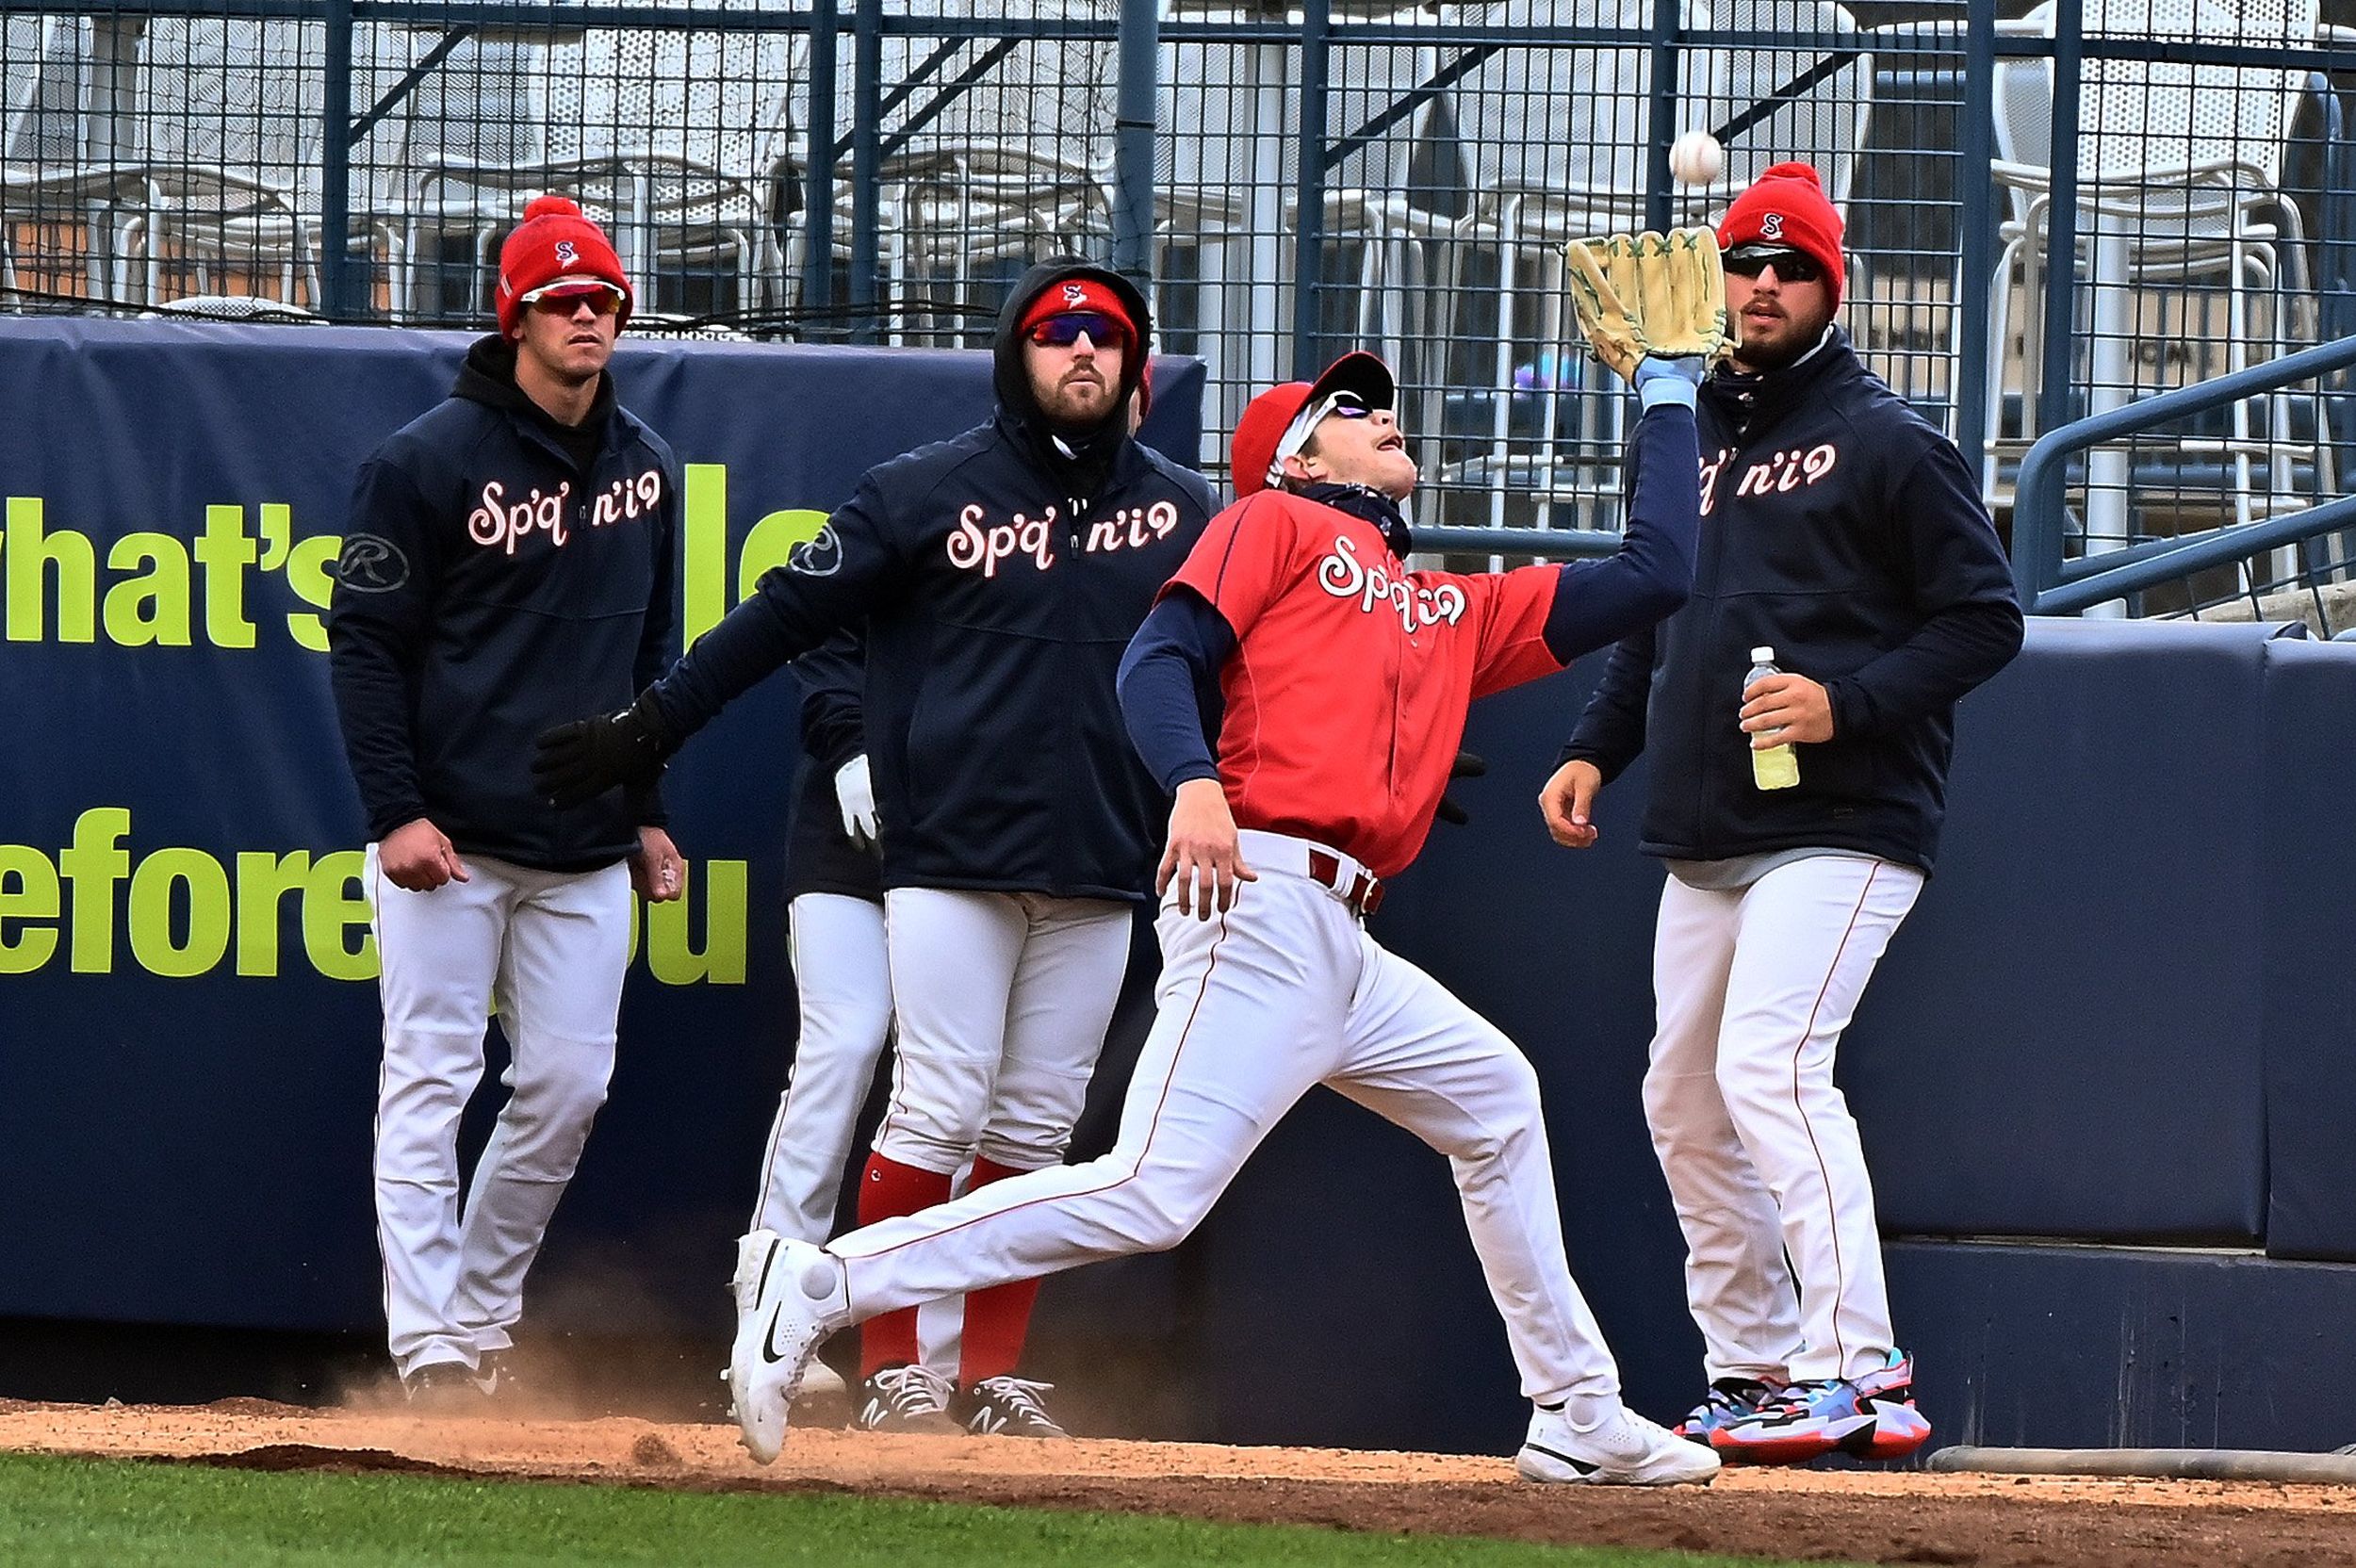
[1164,490,1564,879]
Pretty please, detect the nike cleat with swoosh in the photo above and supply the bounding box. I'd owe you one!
[727,1229,849,1463]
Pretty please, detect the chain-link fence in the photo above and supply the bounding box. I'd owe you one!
[2,0,2351,602]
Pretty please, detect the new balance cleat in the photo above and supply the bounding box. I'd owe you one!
[726,1230,847,1463]
[1711,1350,1930,1464]
[857,1364,962,1434]
[960,1375,1070,1438]
[1673,1376,1783,1448]
[1516,1403,1722,1486]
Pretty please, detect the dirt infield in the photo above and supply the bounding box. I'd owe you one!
[5,1400,2355,1566]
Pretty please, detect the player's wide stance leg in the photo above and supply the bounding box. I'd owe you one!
[1643,874,1805,1444]
[368,846,512,1391]
[1323,937,1718,1488]
[832,886,1031,1431]
[739,893,893,1403]
[752,893,894,1243]
[450,858,630,1380]
[1705,854,1928,1464]
[729,871,1355,1462]
[955,893,1133,1433]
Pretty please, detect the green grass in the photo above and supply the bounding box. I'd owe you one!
[0,1450,1834,1568]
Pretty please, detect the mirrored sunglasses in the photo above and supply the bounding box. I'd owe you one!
[522,280,627,317]
[1027,311,1121,348]
[1723,246,1824,284]
[1269,389,1383,480]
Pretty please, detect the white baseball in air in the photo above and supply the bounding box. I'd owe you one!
[1670,130,1725,187]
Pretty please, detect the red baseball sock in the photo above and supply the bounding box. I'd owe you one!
[856,1152,952,1378]
[957,1156,1046,1384]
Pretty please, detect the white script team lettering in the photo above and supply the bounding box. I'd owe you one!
[468,481,572,554]
[466,467,664,553]
[1084,499,1180,554]
[946,503,1058,578]
[1317,534,1466,631]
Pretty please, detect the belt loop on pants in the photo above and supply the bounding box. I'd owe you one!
[1306,849,1384,919]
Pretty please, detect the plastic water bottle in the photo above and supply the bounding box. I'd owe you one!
[1745,645,1801,792]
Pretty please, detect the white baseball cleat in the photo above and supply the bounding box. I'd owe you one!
[727,1230,848,1463]
[794,1356,847,1400]
[1516,1402,1723,1486]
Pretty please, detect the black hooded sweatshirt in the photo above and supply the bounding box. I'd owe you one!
[645,259,1220,903]
[328,335,680,870]
[1562,327,2022,874]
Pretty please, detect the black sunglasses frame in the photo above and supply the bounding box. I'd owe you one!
[1724,248,1825,285]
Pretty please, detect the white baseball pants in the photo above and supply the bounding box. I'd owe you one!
[368,847,630,1379]
[751,892,894,1241]
[1643,853,1923,1383]
[874,887,1132,1177]
[831,832,1624,1413]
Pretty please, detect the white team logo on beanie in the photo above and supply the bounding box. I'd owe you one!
[556,239,579,266]
[1760,213,1785,240]
[1061,282,1087,306]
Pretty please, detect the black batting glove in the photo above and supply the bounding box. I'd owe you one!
[533,690,676,809]
[1435,749,1487,827]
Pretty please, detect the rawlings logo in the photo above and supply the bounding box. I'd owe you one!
[335,532,409,593]
[1760,212,1785,240]
[555,239,579,266]
[790,525,843,578]
[1317,534,1465,632]
[1700,443,1839,514]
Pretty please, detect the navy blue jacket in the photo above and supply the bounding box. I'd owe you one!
[645,259,1219,903]
[328,336,680,872]
[782,629,883,904]
[1563,328,2023,874]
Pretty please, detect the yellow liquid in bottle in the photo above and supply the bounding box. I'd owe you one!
[1753,742,1800,791]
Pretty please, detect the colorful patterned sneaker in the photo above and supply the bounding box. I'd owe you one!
[1711,1350,1931,1464]
[1672,1377,1784,1448]
[857,1364,963,1435]
[960,1375,1072,1438]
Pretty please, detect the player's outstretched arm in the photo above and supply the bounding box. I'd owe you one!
[532,484,902,808]
[1537,400,1698,665]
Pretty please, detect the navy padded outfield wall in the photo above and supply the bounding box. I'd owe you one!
[0,318,1206,1340]
[9,315,2356,1450]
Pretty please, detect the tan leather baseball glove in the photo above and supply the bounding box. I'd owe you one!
[1562,227,1731,383]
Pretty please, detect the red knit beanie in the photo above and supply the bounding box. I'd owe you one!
[1716,162,1846,309]
[494,194,632,336]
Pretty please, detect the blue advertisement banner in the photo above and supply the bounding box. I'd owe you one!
[0,318,1205,1334]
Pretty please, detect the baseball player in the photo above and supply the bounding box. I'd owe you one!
[327,195,685,1403]
[534,260,1219,1437]
[724,319,1720,1483]
[1546,166,2024,1463]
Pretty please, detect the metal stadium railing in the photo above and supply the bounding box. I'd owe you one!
[0,0,2349,586]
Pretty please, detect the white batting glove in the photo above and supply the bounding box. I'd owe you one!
[835,754,879,852]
